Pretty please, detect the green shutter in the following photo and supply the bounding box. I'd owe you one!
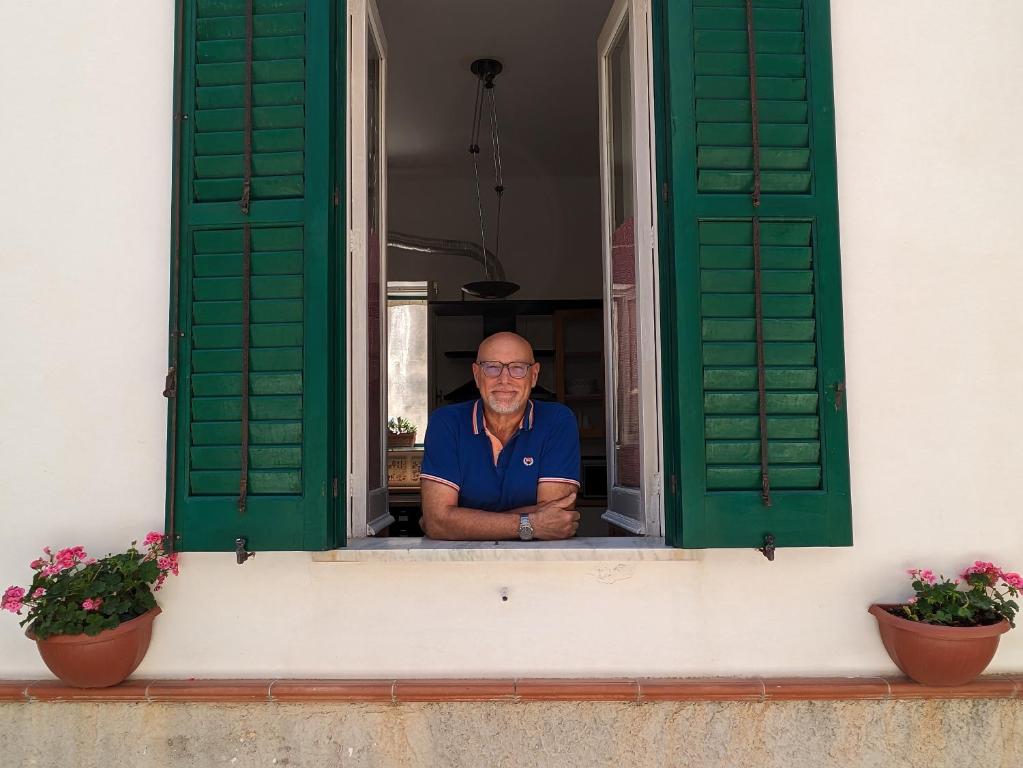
[167,0,340,551]
[659,0,851,548]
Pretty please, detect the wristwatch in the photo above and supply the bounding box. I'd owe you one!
[518,513,535,541]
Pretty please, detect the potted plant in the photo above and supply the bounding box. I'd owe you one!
[387,416,417,448]
[2,532,179,688]
[869,561,1020,686]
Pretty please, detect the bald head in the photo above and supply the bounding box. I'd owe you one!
[477,332,534,364]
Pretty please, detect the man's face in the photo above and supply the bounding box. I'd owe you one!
[473,334,539,415]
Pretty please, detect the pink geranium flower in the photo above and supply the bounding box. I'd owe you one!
[144,531,164,547]
[2,586,26,614]
[81,598,103,612]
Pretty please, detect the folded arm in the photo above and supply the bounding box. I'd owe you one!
[420,480,578,541]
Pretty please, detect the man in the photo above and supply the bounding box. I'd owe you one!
[420,332,581,541]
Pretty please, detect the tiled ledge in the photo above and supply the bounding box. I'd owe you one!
[1,676,1021,704]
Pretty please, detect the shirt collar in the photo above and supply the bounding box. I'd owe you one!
[472,398,535,435]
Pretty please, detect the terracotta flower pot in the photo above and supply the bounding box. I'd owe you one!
[27,606,161,688]
[388,431,416,448]
[868,603,1010,686]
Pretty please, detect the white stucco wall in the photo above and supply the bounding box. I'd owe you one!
[1,0,1022,679]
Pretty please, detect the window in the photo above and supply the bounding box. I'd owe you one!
[386,282,431,442]
[167,0,851,553]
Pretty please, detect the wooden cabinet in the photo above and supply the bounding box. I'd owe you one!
[554,308,605,440]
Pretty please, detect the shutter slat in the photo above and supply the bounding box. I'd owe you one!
[697,170,811,194]
[197,59,305,86]
[700,270,814,293]
[696,75,806,100]
[194,176,304,202]
[192,372,303,396]
[191,421,302,446]
[194,250,303,276]
[198,36,306,64]
[704,367,818,390]
[702,293,815,318]
[195,105,305,132]
[706,441,821,464]
[696,99,807,123]
[700,245,812,269]
[704,392,819,414]
[695,52,805,77]
[190,446,302,470]
[702,318,816,342]
[192,322,303,349]
[696,123,808,147]
[195,151,305,179]
[194,227,303,252]
[695,30,804,54]
[195,128,304,156]
[193,275,303,301]
[189,470,302,495]
[191,347,302,373]
[196,82,304,109]
[698,147,810,171]
[193,299,303,324]
[191,395,303,421]
[694,7,804,32]
[197,13,305,41]
[707,466,821,490]
[197,0,305,18]
[705,415,819,440]
[703,341,816,366]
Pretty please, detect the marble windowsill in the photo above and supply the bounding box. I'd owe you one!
[310,537,698,562]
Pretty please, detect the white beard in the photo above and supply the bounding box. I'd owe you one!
[486,392,525,414]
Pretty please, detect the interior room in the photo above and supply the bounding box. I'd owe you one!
[376,0,621,537]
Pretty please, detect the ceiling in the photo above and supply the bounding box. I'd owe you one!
[377,0,616,178]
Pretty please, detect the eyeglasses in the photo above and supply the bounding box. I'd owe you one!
[475,360,535,379]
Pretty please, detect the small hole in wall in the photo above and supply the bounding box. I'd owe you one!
[500,587,509,602]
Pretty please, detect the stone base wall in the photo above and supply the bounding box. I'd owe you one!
[2,699,1022,768]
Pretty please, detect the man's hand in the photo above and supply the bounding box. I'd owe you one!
[530,491,579,540]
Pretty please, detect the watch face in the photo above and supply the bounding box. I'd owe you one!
[519,516,534,540]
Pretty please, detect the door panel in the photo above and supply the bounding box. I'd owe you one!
[599,0,661,535]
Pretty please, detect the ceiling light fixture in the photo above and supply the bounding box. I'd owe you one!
[462,58,520,300]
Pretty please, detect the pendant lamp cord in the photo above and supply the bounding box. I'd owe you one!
[468,68,506,281]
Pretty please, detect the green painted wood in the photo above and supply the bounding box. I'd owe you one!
[695,75,806,100]
[703,367,817,390]
[197,13,305,41]
[706,440,820,464]
[195,128,304,155]
[659,0,852,548]
[198,35,306,64]
[191,421,302,445]
[169,0,338,552]
[704,415,819,440]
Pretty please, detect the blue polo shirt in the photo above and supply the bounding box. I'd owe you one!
[420,399,581,511]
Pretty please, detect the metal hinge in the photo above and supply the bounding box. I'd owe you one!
[670,474,678,495]
[651,473,662,495]
[332,186,340,206]
[759,533,776,562]
[662,182,669,202]
[235,537,255,565]
[333,477,340,498]
[162,367,177,399]
[833,381,846,411]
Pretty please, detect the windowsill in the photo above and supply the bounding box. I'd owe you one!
[311,536,696,562]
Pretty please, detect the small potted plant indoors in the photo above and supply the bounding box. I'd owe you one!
[387,416,417,448]
[869,561,1020,686]
[2,532,179,688]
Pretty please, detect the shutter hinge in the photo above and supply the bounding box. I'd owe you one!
[235,537,255,565]
[162,367,177,399]
[349,474,356,498]
[833,381,846,411]
[333,477,340,498]
[332,186,340,206]
[651,472,662,495]
[662,182,669,202]
[759,533,776,562]
[670,474,678,495]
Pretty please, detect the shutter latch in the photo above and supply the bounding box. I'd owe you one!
[235,537,255,565]
[758,533,776,561]
[833,381,846,411]
[162,367,177,399]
